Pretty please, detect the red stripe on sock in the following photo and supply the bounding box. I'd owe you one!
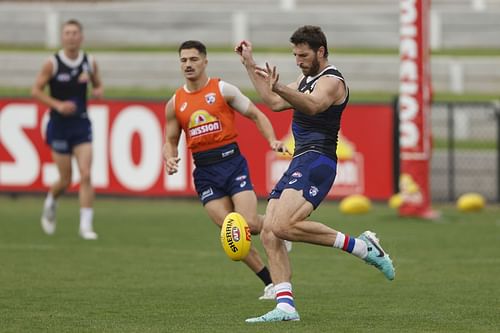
[276,291,293,298]
[342,235,350,251]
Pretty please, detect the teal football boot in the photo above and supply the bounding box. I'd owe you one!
[245,307,300,323]
[359,231,395,280]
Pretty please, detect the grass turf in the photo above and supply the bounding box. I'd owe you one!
[0,195,499,332]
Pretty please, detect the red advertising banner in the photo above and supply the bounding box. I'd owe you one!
[399,0,435,217]
[0,99,394,199]
[250,104,395,200]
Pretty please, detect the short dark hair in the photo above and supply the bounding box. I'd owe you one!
[290,25,328,58]
[178,40,207,56]
[63,19,83,32]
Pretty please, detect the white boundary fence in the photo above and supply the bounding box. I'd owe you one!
[1,52,500,94]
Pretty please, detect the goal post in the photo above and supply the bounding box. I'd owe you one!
[398,0,437,218]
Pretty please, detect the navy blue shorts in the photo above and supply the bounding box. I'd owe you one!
[46,117,92,154]
[269,151,337,209]
[193,154,254,205]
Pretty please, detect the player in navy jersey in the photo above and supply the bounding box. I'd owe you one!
[32,19,103,240]
[236,25,395,322]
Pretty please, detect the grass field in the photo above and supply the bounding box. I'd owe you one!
[0,195,499,332]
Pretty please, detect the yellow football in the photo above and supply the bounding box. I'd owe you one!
[339,194,372,214]
[457,193,485,212]
[220,212,251,261]
[388,193,403,209]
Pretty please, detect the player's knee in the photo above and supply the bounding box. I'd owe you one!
[271,222,290,240]
[259,224,275,246]
[59,175,72,189]
[79,170,91,185]
[268,214,292,240]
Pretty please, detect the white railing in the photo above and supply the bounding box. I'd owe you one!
[0,4,494,49]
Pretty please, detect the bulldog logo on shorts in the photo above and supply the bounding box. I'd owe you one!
[309,186,319,197]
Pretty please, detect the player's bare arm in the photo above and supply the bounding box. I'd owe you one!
[235,40,293,112]
[223,81,290,155]
[163,98,182,175]
[261,62,345,116]
[244,104,291,155]
[31,58,76,115]
[90,59,104,99]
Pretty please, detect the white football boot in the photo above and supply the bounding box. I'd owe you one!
[79,228,98,240]
[41,203,56,235]
[79,220,98,240]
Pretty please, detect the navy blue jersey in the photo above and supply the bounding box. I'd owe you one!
[45,50,94,153]
[49,50,92,120]
[293,65,349,161]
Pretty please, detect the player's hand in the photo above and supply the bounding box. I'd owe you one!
[91,86,104,99]
[270,140,291,155]
[255,62,280,91]
[234,40,255,67]
[56,100,77,116]
[165,157,181,175]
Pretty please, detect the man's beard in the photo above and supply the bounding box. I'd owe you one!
[302,56,320,76]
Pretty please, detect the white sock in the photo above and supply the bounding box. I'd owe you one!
[275,282,296,313]
[44,192,55,209]
[333,232,368,259]
[333,232,345,248]
[80,208,94,231]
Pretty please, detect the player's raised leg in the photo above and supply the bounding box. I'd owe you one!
[272,189,395,280]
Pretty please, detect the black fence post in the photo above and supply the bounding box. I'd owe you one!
[447,103,455,202]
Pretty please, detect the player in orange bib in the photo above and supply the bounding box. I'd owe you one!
[163,40,290,300]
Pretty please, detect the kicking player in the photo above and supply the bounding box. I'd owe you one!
[163,40,290,299]
[32,19,103,240]
[236,25,395,322]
